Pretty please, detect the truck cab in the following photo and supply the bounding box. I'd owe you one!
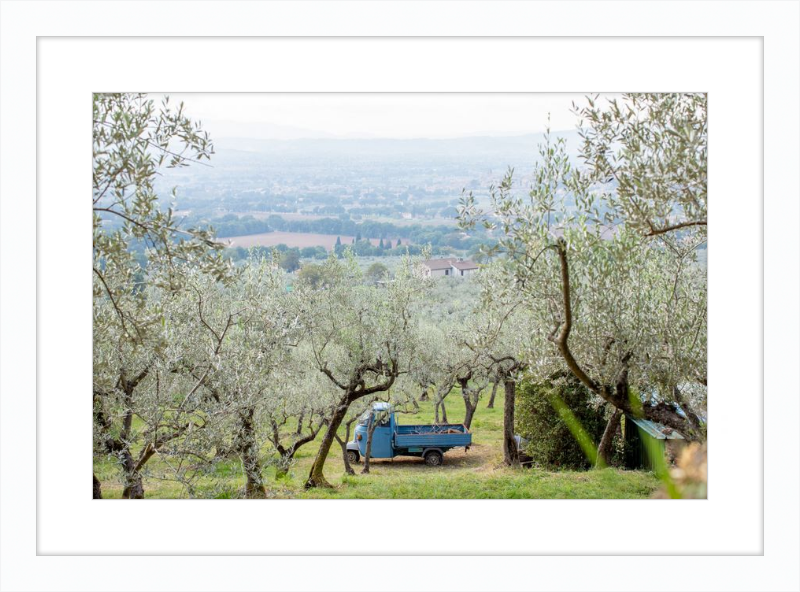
[354,403,394,459]
[346,402,471,467]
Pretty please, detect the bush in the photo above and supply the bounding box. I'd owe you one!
[516,373,607,470]
[365,262,389,284]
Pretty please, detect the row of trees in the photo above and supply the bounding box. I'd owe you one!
[198,212,493,251]
[94,248,431,497]
[225,241,452,268]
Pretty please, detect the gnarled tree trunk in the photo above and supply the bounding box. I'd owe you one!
[463,398,477,430]
[548,239,696,437]
[271,415,324,480]
[307,360,398,488]
[435,398,448,424]
[361,415,379,474]
[306,400,349,489]
[597,407,622,468]
[487,380,499,409]
[458,375,486,431]
[502,379,519,466]
[119,386,145,499]
[121,448,145,499]
[334,417,357,476]
[433,380,453,424]
[236,407,266,498]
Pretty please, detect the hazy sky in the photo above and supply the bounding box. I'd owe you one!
[163,93,603,140]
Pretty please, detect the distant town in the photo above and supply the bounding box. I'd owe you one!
[140,133,580,267]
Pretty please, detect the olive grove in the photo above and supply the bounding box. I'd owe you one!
[93,92,707,498]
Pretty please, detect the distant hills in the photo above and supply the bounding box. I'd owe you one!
[212,130,583,163]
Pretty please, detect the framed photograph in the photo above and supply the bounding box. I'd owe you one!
[90,90,709,504]
[1,1,797,591]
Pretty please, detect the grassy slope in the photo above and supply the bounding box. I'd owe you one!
[94,389,660,499]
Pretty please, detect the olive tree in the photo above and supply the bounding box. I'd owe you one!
[418,314,499,431]
[417,319,492,431]
[460,119,707,460]
[93,93,228,338]
[415,322,458,424]
[92,93,229,496]
[93,265,235,498]
[463,266,535,465]
[573,93,707,237]
[263,348,334,480]
[303,253,430,488]
[199,257,306,497]
[453,365,491,431]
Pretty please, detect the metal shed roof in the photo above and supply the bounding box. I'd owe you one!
[627,416,685,440]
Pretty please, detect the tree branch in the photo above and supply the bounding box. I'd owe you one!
[644,219,707,237]
[547,239,602,395]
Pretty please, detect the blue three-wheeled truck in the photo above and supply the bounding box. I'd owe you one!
[346,402,472,466]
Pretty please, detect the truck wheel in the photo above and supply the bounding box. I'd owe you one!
[424,450,443,467]
[346,450,360,464]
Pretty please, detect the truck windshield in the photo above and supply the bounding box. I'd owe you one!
[357,410,371,426]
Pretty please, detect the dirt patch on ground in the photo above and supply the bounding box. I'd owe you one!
[358,443,500,473]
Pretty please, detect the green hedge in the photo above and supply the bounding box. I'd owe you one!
[516,373,607,470]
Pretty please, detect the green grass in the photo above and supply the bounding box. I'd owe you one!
[94,389,660,499]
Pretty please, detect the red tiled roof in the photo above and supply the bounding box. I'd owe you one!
[423,258,458,270]
[451,260,479,270]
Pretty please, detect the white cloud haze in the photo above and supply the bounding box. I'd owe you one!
[162,93,610,140]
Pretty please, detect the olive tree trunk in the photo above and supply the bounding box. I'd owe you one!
[597,407,622,468]
[361,416,380,474]
[502,379,520,467]
[487,380,499,409]
[119,391,145,499]
[271,416,324,480]
[237,407,266,498]
[334,417,357,476]
[435,399,448,424]
[463,398,478,430]
[306,401,349,489]
[459,377,486,431]
[121,448,145,499]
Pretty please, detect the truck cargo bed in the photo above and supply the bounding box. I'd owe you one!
[394,423,471,449]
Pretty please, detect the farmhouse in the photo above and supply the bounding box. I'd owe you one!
[422,258,479,278]
[450,259,479,277]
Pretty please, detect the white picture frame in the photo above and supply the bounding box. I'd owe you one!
[1,1,797,591]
